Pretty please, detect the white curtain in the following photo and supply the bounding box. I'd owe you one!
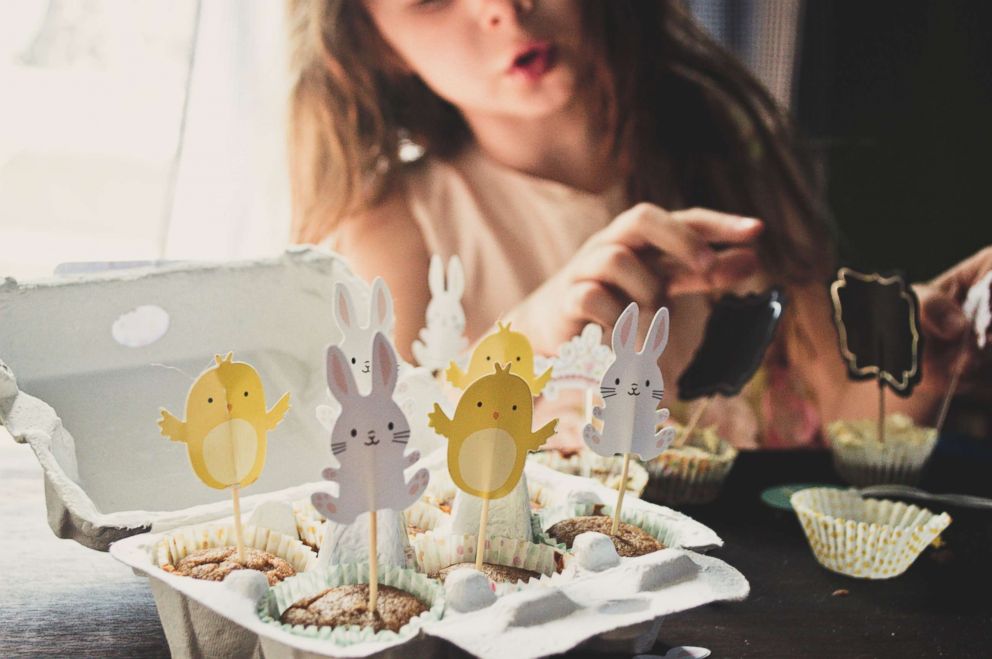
[163,0,291,261]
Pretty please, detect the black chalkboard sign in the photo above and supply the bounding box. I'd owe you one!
[830,268,923,397]
[678,289,786,401]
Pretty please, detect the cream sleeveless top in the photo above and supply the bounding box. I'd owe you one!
[402,145,627,340]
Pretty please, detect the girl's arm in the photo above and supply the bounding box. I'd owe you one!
[328,190,431,364]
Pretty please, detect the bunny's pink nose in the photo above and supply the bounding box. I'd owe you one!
[492,411,500,420]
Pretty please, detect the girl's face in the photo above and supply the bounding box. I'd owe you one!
[363,0,583,120]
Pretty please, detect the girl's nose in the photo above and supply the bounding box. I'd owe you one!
[479,0,530,30]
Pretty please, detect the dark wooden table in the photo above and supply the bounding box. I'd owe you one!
[2,431,990,658]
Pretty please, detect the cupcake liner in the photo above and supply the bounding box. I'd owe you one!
[293,500,327,551]
[404,500,448,537]
[410,531,562,595]
[826,420,938,487]
[791,487,951,579]
[258,563,444,646]
[644,439,737,505]
[530,449,650,497]
[538,501,691,551]
[156,523,317,574]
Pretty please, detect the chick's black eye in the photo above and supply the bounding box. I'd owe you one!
[516,356,521,361]
[512,404,517,411]
[244,391,249,397]
[476,401,483,407]
[615,378,620,386]
[388,422,394,430]
[207,397,213,403]
[486,355,491,361]
[350,428,357,438]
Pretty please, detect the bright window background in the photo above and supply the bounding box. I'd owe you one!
[0,0,290,279]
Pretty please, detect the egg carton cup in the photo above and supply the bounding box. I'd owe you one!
[645,440,738,505]
[410,531,562,596]
[0,248,364,550]
[826,425,939,487]
[259,563,445,650]
[790,487,952,579]
[525,459,724,552]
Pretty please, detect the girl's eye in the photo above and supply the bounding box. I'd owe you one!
[388,422,394,430]
[476,401,483,408]
[207,397,213,403]
[350,429,357,438]
[614,378,620,386]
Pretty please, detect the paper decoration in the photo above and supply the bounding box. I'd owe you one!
[538,323,613,400]
[311,332,430,525]
[963,270,992,349]
[412,255,469,372]
[582,304,676,461]
[678,289,786,400]
[830,268,923,396]
[158,353,290,490]
[430,361,557,570]
[430,363,557,499]
[447,322,553,395]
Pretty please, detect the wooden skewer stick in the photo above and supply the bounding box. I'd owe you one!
[584,387,595,425]
[611,453,631,536]
[878,379,886,445]
[475,496,490,570]
[369,510,378,612]
[231,484,246,563]
[673,397,712,449]
[935,336,970,433]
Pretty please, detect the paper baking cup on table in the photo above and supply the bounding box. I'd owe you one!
[404,500,447,537]
[791,487,951,579]
[826,421,938,486]
[156,523,317,574]
[258,563,444,646]
[645,440,738,505]
[411,531,562,595]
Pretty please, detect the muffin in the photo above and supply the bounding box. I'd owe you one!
[645,423,737,505]
[530,448,649,496]
[545,516,665,558]
[826,413,938,486]
[280,584,427,633]
[430,562,541,584]
[164,546,295,585]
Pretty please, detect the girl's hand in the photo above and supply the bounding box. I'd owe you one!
[915,245,992,396]
[505,203,763,353]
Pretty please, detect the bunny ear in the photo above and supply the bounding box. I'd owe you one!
[447,255,465,298]
[645,307,670,356]
[333,283,357,333]
[612,303,639,355]
[325,345,358,403]
[371,332,399,395]
[369,277,394,333]
[428,255,445,296]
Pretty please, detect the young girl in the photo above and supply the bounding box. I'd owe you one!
[285,0,991,447]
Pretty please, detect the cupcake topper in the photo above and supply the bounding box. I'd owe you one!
[446,322,553,395]
[830,268,923,443]
[158,353,290,562]
[936,270,992,431]
[675,289,786,446]
[582,303,677,534]
[311,332,430,612]
[330,277,394,394]
[412,254,469,373]
[538,323,613,422]
[429,362,557,569]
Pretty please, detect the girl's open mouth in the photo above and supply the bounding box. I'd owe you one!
[509,42,557,81]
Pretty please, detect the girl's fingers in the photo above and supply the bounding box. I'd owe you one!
[599,203,717,272]
[564,280,625,330]
[669,207,765,245]
[578,244,663,309]
[918,286,969,341]
[664,247,760,297]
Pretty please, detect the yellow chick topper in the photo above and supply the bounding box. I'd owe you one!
[446,322,552,395]
[158,353,291,489]
[429,362,557,499]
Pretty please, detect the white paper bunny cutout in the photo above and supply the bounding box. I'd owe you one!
[582,303,677,461]
[311,332,430,525]
[412,254,469,372]
[331,277,394,392]
[963,270,992,349]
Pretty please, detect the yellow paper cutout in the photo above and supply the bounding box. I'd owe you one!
[446,322,552,395]
[158,353,290,489]
[429,362,556,499]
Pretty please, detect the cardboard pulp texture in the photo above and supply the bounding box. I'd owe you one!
[0,248,361,549]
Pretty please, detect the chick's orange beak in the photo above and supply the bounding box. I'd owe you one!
[227,403,233,413]
[492,411,500,420]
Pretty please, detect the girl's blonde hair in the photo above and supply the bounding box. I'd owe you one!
[286,0,835,283]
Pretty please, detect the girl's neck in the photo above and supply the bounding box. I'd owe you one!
[461,98,617,194]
